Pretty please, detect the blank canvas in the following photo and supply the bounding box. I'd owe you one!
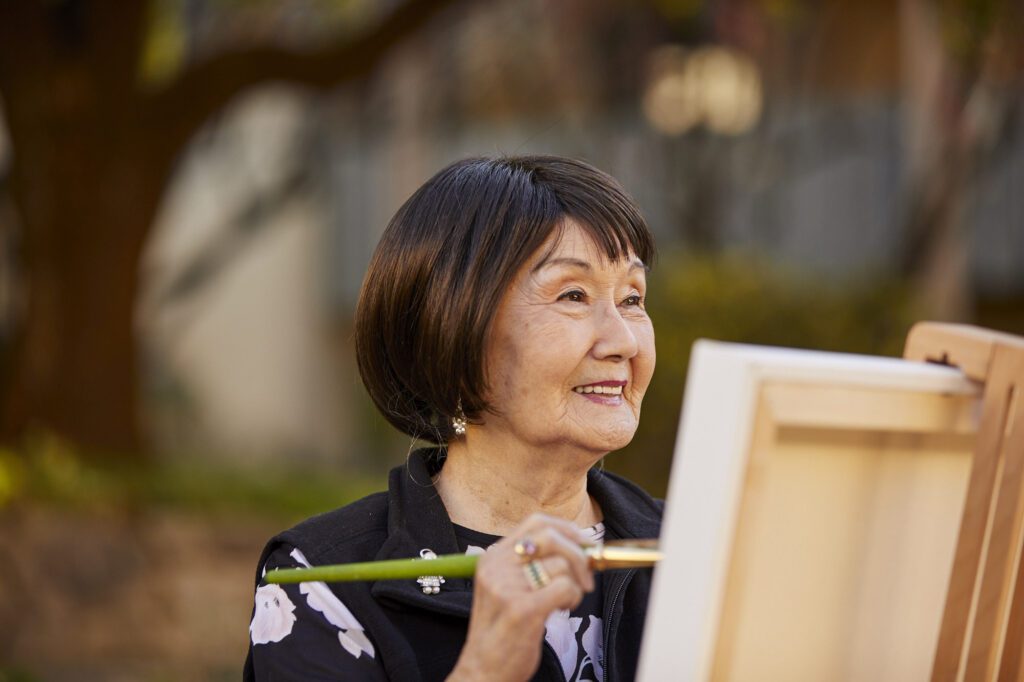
[638,341,981,682]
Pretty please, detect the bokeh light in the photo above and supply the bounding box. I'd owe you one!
[643,44,763,136]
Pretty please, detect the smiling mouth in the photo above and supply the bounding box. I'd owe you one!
[572,381,626,396]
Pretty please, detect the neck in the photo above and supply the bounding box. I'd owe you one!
[435,435,603,537]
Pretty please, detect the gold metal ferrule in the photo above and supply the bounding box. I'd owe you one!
[585,539,663,571]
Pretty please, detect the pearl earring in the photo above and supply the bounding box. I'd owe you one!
[452,400,467,436]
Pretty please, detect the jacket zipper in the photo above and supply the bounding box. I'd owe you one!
[603,569,634,682]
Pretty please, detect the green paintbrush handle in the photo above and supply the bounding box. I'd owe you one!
[266,554,480,584]
[264,540,663,585]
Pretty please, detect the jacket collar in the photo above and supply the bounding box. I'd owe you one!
[586,465,662,542]
[371,449,474,616]
[370,448,661,616]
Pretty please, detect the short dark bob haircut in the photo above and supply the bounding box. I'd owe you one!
[354,155,655,443]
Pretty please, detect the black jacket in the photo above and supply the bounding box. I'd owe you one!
[244,450,662,681]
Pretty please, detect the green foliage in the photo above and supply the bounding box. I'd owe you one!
[0,668,40,682]
[606,250,918,496]
[139,0,186,87]
[937,0,1003,64]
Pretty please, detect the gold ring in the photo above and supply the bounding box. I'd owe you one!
[523,560,550,590]
[513,537,538,562]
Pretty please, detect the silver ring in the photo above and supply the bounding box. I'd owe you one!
[523,560,550,590]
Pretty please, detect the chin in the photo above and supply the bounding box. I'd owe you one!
[578,424,638,454]
[603,433,636,453]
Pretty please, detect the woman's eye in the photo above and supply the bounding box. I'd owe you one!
[559,290,586,303]
[622,294,644,307]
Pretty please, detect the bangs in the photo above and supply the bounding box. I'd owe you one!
[530,158,655,268]
[548,205,653,268]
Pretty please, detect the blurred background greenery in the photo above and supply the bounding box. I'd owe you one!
[0,0,1021,678]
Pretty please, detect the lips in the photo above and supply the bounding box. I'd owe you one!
[572,380,627,396]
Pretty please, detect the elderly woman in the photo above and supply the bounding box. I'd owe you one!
[244,156,660,681]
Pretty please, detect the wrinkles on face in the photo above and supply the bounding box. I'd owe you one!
[476,221,656,459]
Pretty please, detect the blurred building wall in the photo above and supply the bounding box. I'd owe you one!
[140,88,347,465]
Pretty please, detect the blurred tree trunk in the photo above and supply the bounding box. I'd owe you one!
[899,0,1023,321]
[0,0,457,457]
[6,147,161,456]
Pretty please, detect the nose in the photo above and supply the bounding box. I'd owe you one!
[592,302,639,361]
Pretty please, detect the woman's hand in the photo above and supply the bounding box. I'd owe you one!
[446,513,596,682]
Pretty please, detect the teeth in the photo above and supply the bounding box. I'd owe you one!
[573,385,624,395]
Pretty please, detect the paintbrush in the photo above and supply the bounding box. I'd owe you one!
[265,539,662,584]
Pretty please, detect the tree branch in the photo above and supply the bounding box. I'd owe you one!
[143,0,460,159]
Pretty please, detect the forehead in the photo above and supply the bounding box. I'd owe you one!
[530,220,642,270]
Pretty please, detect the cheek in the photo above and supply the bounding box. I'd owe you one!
[633,324,657,393]
[517,325,574,388]
[488,316,548,401]
[487,337,522,399]
[491,318,582,403]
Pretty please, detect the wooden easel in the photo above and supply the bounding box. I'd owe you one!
[904,322,1024,681]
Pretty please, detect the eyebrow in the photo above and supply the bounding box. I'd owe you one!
[532,256,648,274]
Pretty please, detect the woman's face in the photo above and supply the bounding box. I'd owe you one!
[481,220,655,455]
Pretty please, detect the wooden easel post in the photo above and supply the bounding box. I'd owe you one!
[904,322,1024,681]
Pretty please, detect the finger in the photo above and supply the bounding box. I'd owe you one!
[518,544,592,595]
[521,558,552,593]
[521,555,569,592]
[528,574,585,613]
[525,527,594,592]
